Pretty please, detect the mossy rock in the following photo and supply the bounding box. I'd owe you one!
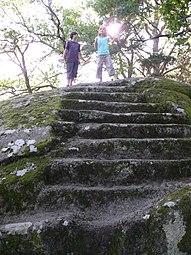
[0,89,63,130]
[0,89,65,215]
[0,156,49,214]
[134,77,191,123]
[0,78,191,254]
[145,185,191,254]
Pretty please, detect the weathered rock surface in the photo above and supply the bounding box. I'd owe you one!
[0,77,191,254]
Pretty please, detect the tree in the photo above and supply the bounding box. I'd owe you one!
[0,0,60,94]
[88,0,191,80]
[0,0,96,95]
[0,23,34,93]
[0,0,190,98]
[160,0,190,35]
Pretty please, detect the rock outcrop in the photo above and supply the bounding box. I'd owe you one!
[0,77,191,254]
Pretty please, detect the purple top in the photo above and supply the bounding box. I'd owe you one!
[65,40,80,63]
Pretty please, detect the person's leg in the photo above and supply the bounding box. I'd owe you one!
[105,55,116,80]
[96,56,103,82]
[71,62,79,85]
[68,79,72,86]
[66,63,74,86]
[67,62,79,86]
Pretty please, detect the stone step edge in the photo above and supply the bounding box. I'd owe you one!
[67,82,132,88]
[44,157,191,184]
[36,182,186,211]
[65,137,191,142]
[63,91,139,95]
[50,158,191,163]
[55,121,191,128]
[77,80,131,87]
[0,182,187,229]
[62,98,157,106]
[60,109,181,116]
[0,214,134,236]
[70,85,132,89]
[0,201,155,232]
[39,181,184,191]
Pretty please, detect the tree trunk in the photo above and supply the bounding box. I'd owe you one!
[21,50,32,94]
[152,13,160,75]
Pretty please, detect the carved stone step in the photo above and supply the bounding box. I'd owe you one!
[61,99,170,113]
[58,138,191,160]
[62,91,144,102]
[77,79,132,87]
[52,122,191,139]
[0,180,185,254]
[77,123,191,139]
[67,85,133,93]
[59,109,187,124]
[44,158,191,185]
[36,182,181,211]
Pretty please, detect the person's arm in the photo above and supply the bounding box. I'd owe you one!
[108,34,115,43]
[63,48,68,61]
[94,37,98,50]
[78,44,81,64]
[63,41,69,61]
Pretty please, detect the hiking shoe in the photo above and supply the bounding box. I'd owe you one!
[110,76,117,81]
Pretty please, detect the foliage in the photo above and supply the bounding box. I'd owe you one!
[160,0,190,34]
[61,8,98,58]
[87,0,142,18]
[0,0,191,96]
[89,0,191,36]
[88,0,191,80]
[0,0,100,96]
[140,53,176,76]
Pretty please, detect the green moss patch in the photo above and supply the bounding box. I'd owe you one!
[0,233,44,255]
[0,90,62,129]
[134,78,191,123]
[0,157,49,213]
[0,89,64,214]
[145,185,191,254]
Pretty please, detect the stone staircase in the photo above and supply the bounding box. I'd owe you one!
[1,79,191,254]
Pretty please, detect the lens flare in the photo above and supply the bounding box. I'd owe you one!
[107,22,122,38]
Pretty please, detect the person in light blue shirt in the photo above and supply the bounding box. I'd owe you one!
[94,26,116,82]
[97,36,110,55]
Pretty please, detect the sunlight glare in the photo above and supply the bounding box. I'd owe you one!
[55,0,80,9]
[107,22,122,38]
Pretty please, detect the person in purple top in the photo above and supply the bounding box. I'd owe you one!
[63,31,80,86]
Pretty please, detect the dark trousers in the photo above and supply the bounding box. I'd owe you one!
[66,62,79,79]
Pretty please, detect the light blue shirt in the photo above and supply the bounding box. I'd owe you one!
[97,36,110,55]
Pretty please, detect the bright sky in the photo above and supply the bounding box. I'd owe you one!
[55,0,82,8]
[0,0,123,86]
[0,0,81,78]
